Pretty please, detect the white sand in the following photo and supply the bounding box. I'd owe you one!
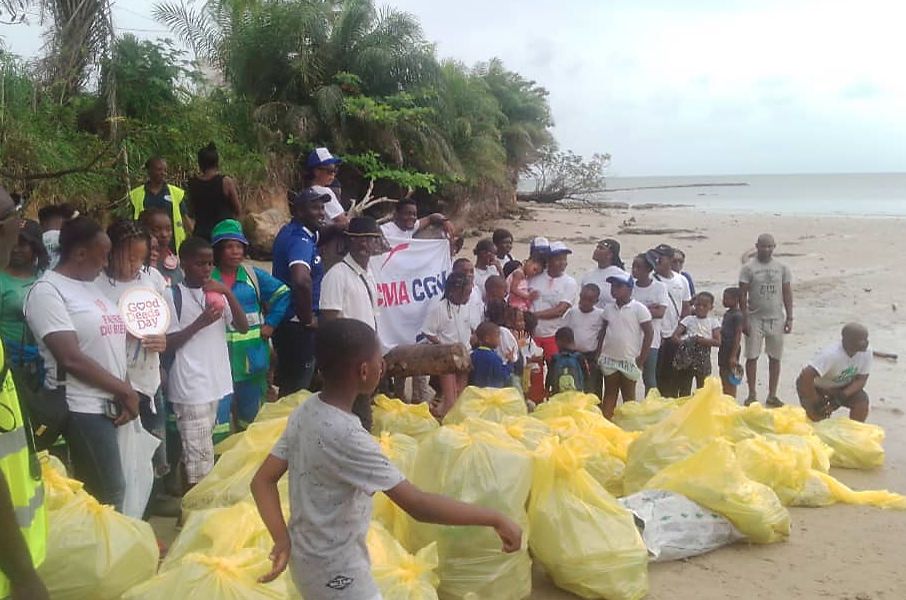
[503,204,906,600]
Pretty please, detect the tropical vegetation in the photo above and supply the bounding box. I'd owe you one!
[0,0,603,226]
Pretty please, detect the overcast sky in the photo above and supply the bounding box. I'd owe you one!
[2,0,904,176]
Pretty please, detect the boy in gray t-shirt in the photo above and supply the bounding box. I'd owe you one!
[251,318,522,600]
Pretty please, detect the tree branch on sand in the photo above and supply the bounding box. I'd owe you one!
[518,146,611,204]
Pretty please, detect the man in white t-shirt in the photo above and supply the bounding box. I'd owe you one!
[581,238,629,309]
[380,198,453,240]
[563,283,606,398]
[796,323,871,422]
[598,274,653,418]
[529,241,579,361]
[650,244,692,397]
[319,217,381,331]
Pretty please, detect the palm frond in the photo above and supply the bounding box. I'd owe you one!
[153,1,220,63]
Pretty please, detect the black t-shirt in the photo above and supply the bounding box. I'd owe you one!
[185,175,236,241]
[719,308,743,362]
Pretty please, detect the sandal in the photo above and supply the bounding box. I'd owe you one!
[744,395,759,407]
[766,396,785,408]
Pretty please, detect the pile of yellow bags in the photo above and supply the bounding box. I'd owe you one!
[444,385,527,424]
[374,431,420,543]
[38,455,159,600]
[368,522,440,600]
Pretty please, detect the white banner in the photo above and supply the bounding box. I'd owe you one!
[371,236,452,350]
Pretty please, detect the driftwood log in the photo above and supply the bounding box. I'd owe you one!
[384,343,471,378]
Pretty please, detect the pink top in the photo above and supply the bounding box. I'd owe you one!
[507,270,532,311]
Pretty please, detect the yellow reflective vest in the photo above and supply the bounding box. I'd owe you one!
[0,342,47,598]
[130,184,187,250]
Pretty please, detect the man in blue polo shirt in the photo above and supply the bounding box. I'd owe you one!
[272,188,329,396]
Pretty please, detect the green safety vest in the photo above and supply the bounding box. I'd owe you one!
[130,184,187,250]
[0,342,47,598]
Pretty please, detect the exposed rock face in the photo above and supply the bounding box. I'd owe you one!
[244,206,288,257]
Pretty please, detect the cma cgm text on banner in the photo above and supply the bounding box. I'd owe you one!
[370,235,452,350]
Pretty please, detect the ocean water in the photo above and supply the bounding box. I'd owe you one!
[595,173,906,217]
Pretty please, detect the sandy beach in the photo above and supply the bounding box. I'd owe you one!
[503,203,906,600]
[153,203,906,600]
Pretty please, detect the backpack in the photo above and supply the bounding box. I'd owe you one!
[551,351,587,393]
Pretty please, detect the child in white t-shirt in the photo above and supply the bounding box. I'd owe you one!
[563,283,606,398]
[250,319,521,600]
[671,291,721,396]
[165,237,249,490]
[421,272,474,416]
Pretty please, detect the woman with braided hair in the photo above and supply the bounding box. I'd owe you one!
[95,219,170,515]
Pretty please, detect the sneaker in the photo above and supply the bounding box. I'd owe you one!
[766,396,785,408]
[744,395,759,407]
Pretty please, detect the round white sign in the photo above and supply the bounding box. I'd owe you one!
[118,287,170,337]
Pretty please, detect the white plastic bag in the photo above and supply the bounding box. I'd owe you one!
[619,489,745,562]
[117,418,160,519]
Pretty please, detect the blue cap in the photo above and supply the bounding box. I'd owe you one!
[307,147,342,169]
[606,274,634,289]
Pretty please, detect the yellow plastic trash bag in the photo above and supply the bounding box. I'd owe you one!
[613,396,681,432]
[409,418,533,600]
[812,417,885,469]
[122,549,290,600]
[374,432,420,546]
[564,433,626,497]
[445,386,527,424]
[793,470,906,509]
[184,417,288,512]
[547,390,602,412]
[373,394,439,438]
[735,435,816,505]
[501,415,553,450]
[623,377,738,494]
[533,399,603,423]
[643,439,791,544]
[162,501,273,571]
[528,437,648,600]
[368,522,440,600]
[726,403,814,441]
[253,389,312,424]
[40,452,86,511]
[39,493,159,600]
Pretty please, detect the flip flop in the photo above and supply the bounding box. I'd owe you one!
[766,396,785,408]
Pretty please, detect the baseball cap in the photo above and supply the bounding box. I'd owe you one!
[606,274,634,289]
[652,243,675,258]
[307,147,342,169]
[549,241,572,255]
[598,238,625,269]
[530,236,551,252]
[291,188,331,206]
[211,219,249,246]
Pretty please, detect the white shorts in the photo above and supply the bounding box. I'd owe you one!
[744,317,784,360]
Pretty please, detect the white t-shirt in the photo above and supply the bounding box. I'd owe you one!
[601,299,652,362]
[380,220,420,240]
[25,271,128,414]
[167,283,234,405]
[474,265,498,299]
[529,272,579,339]
[679,315,721,340]
[496,326,519,365]
[310,185,345,222]
[319,255,378,330]
[563,306,606,353]
[654,271,692,338]
[632,279,670,350]
[272,395,404,600]
[95,267,170,398]
[466,285,484,330]
[808,341,872,389]
[421,300,472,350]
[581,266,630,308]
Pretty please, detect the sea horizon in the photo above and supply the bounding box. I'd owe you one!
[593,172,906,217]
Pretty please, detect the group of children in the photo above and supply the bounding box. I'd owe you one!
[419,229,747,419]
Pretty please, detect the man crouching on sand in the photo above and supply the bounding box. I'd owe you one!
[796,323,872,422]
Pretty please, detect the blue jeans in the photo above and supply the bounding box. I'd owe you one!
[65,411,125,512]
[643,348,659,396]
